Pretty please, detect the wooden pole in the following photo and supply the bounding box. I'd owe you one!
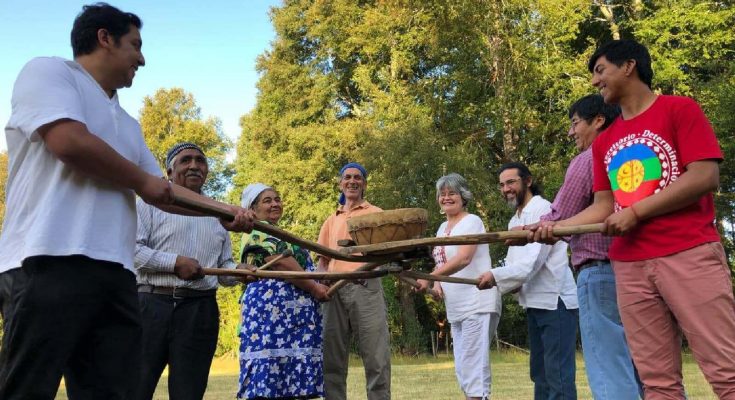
[201,265,401,280]
[325,261,386,297]
[257,250,293,271]
[400,270,480,286]
[340,223,604,255]
[170,185,392,263]
[397,274,440,298]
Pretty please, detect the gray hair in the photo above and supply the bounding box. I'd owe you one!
[435,173,473,207]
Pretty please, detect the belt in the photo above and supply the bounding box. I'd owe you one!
[137,285,216,299]
[577,260,609,272]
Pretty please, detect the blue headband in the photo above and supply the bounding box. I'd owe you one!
[338,162,367,205]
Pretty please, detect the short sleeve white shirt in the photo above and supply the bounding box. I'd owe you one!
[0,57,161,273]
[433,214,502,323]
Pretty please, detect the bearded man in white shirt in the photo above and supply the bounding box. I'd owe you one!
[478,161,579,400]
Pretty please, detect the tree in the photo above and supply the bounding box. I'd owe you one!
[139,88,233,199]
[232,0,735,352]
[233,0,591,351]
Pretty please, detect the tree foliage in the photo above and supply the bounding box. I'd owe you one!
[139,88,234,199]
[236,0,734,352]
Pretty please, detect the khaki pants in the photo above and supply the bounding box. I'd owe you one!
[323,278,391,400]
[614,242,735,400]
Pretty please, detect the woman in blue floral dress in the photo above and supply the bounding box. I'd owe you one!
[237,183,330,400]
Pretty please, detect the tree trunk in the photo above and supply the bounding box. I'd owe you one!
[397,283,422,354]
[596,0,621,40]
[483,1,518,161]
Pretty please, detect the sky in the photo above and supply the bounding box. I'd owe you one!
[0,0,281,151]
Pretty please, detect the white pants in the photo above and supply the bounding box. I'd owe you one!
[451,312,501,398]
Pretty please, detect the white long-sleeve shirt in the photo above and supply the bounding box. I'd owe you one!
[134,197,238,290]
[492,196,578,310]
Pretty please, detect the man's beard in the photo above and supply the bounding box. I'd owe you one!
[505,185,527,210]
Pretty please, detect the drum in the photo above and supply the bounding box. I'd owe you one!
[347,208,428,247]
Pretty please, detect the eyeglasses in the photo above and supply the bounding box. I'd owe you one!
[498,178,521,189]
[572,118,584,129]
[570,117,592,131]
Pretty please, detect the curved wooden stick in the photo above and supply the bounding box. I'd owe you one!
[398,275,440,298]
[201,264,402,280]
[170,185,393,263]
[400,270,480,286]
[340,223,604,255]
[325,261,386,297]
[258,250,293,271]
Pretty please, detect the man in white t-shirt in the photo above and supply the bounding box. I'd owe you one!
[478,162,579,400]
[0,4,253,399]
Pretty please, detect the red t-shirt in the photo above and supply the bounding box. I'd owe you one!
[592,95,723,261]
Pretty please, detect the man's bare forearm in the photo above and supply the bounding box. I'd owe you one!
[559,191,614,227]
[40,120,158,191]
[632,161,719,221]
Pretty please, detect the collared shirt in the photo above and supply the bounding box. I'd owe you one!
[492,196,578,311]
[317,200,382,272]
[134,197,238,290]
[540,147,612,269]
[0,57,161,274]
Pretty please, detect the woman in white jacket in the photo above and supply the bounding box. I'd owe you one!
[417,173,502,400]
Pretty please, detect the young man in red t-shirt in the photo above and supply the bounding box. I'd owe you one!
[529,40,735,399]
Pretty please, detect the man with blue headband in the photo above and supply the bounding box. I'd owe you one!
[317,162,391,400]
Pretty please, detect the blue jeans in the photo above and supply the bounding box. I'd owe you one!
[527,298,578,400]
[578,261,643,400]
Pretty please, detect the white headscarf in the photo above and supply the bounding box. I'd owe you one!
[240,183,272,209]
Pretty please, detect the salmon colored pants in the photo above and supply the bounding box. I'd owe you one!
[613,242,735,400]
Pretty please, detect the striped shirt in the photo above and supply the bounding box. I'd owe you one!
[540,147,612,269]
[134,197,238,290]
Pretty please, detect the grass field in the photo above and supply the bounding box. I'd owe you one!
[55,351,717,399]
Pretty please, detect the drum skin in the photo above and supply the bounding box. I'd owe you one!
[347,208,428,248]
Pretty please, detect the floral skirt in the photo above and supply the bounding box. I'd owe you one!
[236,280,324,399]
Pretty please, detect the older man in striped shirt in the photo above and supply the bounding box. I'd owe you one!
[133,142,242,400]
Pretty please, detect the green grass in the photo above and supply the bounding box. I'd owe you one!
[55,351,717,399]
